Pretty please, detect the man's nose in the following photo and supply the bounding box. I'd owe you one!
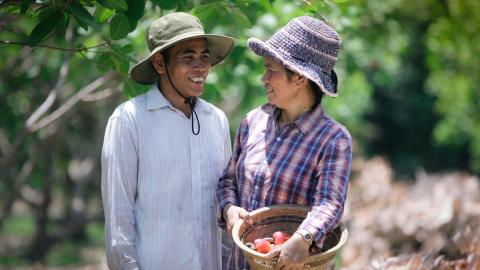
[193,58,209,70]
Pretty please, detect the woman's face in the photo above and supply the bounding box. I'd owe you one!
[261,57,298,108]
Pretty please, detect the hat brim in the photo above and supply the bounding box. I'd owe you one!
[130,33,234,85]
[247,38,337,97]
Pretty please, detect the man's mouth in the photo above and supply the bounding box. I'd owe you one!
[189,76,205,84]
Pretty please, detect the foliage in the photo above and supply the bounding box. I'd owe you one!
[0,0,478,267]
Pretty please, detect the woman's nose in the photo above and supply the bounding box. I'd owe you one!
[261,72,269,84]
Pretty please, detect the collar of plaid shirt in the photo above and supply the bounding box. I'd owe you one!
[261,103,325,135]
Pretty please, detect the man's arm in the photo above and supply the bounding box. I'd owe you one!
[101,115,140,270]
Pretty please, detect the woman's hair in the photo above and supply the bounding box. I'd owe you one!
[285,68,324,105]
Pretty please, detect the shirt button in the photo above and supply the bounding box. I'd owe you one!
[276,137,281,142]
[254,186,259,190]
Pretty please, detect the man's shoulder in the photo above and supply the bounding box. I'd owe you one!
[110,90,150,119]
[198,98,227,119]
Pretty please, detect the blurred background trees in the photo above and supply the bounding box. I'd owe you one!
[0,0,478,268]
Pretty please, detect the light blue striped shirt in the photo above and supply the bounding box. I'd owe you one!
[101,87,231,270]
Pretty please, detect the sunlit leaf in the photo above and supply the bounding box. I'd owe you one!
[94,4,115,23]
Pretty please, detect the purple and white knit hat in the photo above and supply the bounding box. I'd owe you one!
[247,16,341,97]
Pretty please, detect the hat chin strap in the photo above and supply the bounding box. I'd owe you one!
[164,66,200,135]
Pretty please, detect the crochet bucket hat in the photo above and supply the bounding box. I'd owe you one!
[247,16,341,97]
[130,12,235,84]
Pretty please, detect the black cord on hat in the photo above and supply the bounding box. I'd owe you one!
[163,66,200,135]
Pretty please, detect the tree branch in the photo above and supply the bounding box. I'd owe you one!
[0,40,109,52]
[28,71,119,132]
[26,21,74,129]
[0,152,37,228]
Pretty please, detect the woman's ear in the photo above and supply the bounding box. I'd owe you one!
[151,53,165,74]
[292,73,308,88]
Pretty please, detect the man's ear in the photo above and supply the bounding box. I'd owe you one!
[151,53,165,74]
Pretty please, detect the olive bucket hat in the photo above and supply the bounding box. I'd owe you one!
[247,16,341,97]
[130,12,235,84]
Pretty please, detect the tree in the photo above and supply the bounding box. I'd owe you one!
[1,0,478,266]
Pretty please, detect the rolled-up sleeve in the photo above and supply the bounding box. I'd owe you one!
[101,115,140,270]
[298,131,352,245]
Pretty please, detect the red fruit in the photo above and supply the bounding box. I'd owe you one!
[272,231,291,245]
[253,238,271,254]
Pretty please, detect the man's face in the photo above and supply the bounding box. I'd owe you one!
[163,38,211,97]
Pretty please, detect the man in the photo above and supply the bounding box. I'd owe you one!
[101,12,234,269]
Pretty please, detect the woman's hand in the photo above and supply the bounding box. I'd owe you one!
[223,204,253,236]
[266,233,310,270]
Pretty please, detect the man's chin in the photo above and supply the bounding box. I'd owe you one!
[191,85,205,96]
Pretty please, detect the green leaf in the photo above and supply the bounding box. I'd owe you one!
[26,11,63,46]
[20,0,32,14]
[68,2,98,29]
[110,13,130,40]
[123,78,149,98]
[191,3,218,23]
[110,44,138,63]
[97,53,114,72]
[97,0,128,11]
[232,9,252,28]
[176,0,189,11]
[38,4,62,19]
[110,52,129,73]
[156,0,177,10]
[94,5,115,23]
[125,0,146,31]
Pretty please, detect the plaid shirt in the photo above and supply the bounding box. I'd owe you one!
[216,103,352,270]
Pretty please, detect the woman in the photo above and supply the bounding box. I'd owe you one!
[217,16,352,270]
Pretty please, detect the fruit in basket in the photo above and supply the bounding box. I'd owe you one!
[272,231,291,245]
[253,238,271,253]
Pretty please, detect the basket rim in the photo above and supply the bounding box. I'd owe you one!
[232,204,348,260]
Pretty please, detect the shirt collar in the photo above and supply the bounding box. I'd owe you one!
[146,86,212,114]
[262,103,324,135]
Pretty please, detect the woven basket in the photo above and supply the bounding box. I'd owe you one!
[232,204,348,270]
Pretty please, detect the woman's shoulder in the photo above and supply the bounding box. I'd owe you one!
[322,114,352,140]
[245,103,274,121]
